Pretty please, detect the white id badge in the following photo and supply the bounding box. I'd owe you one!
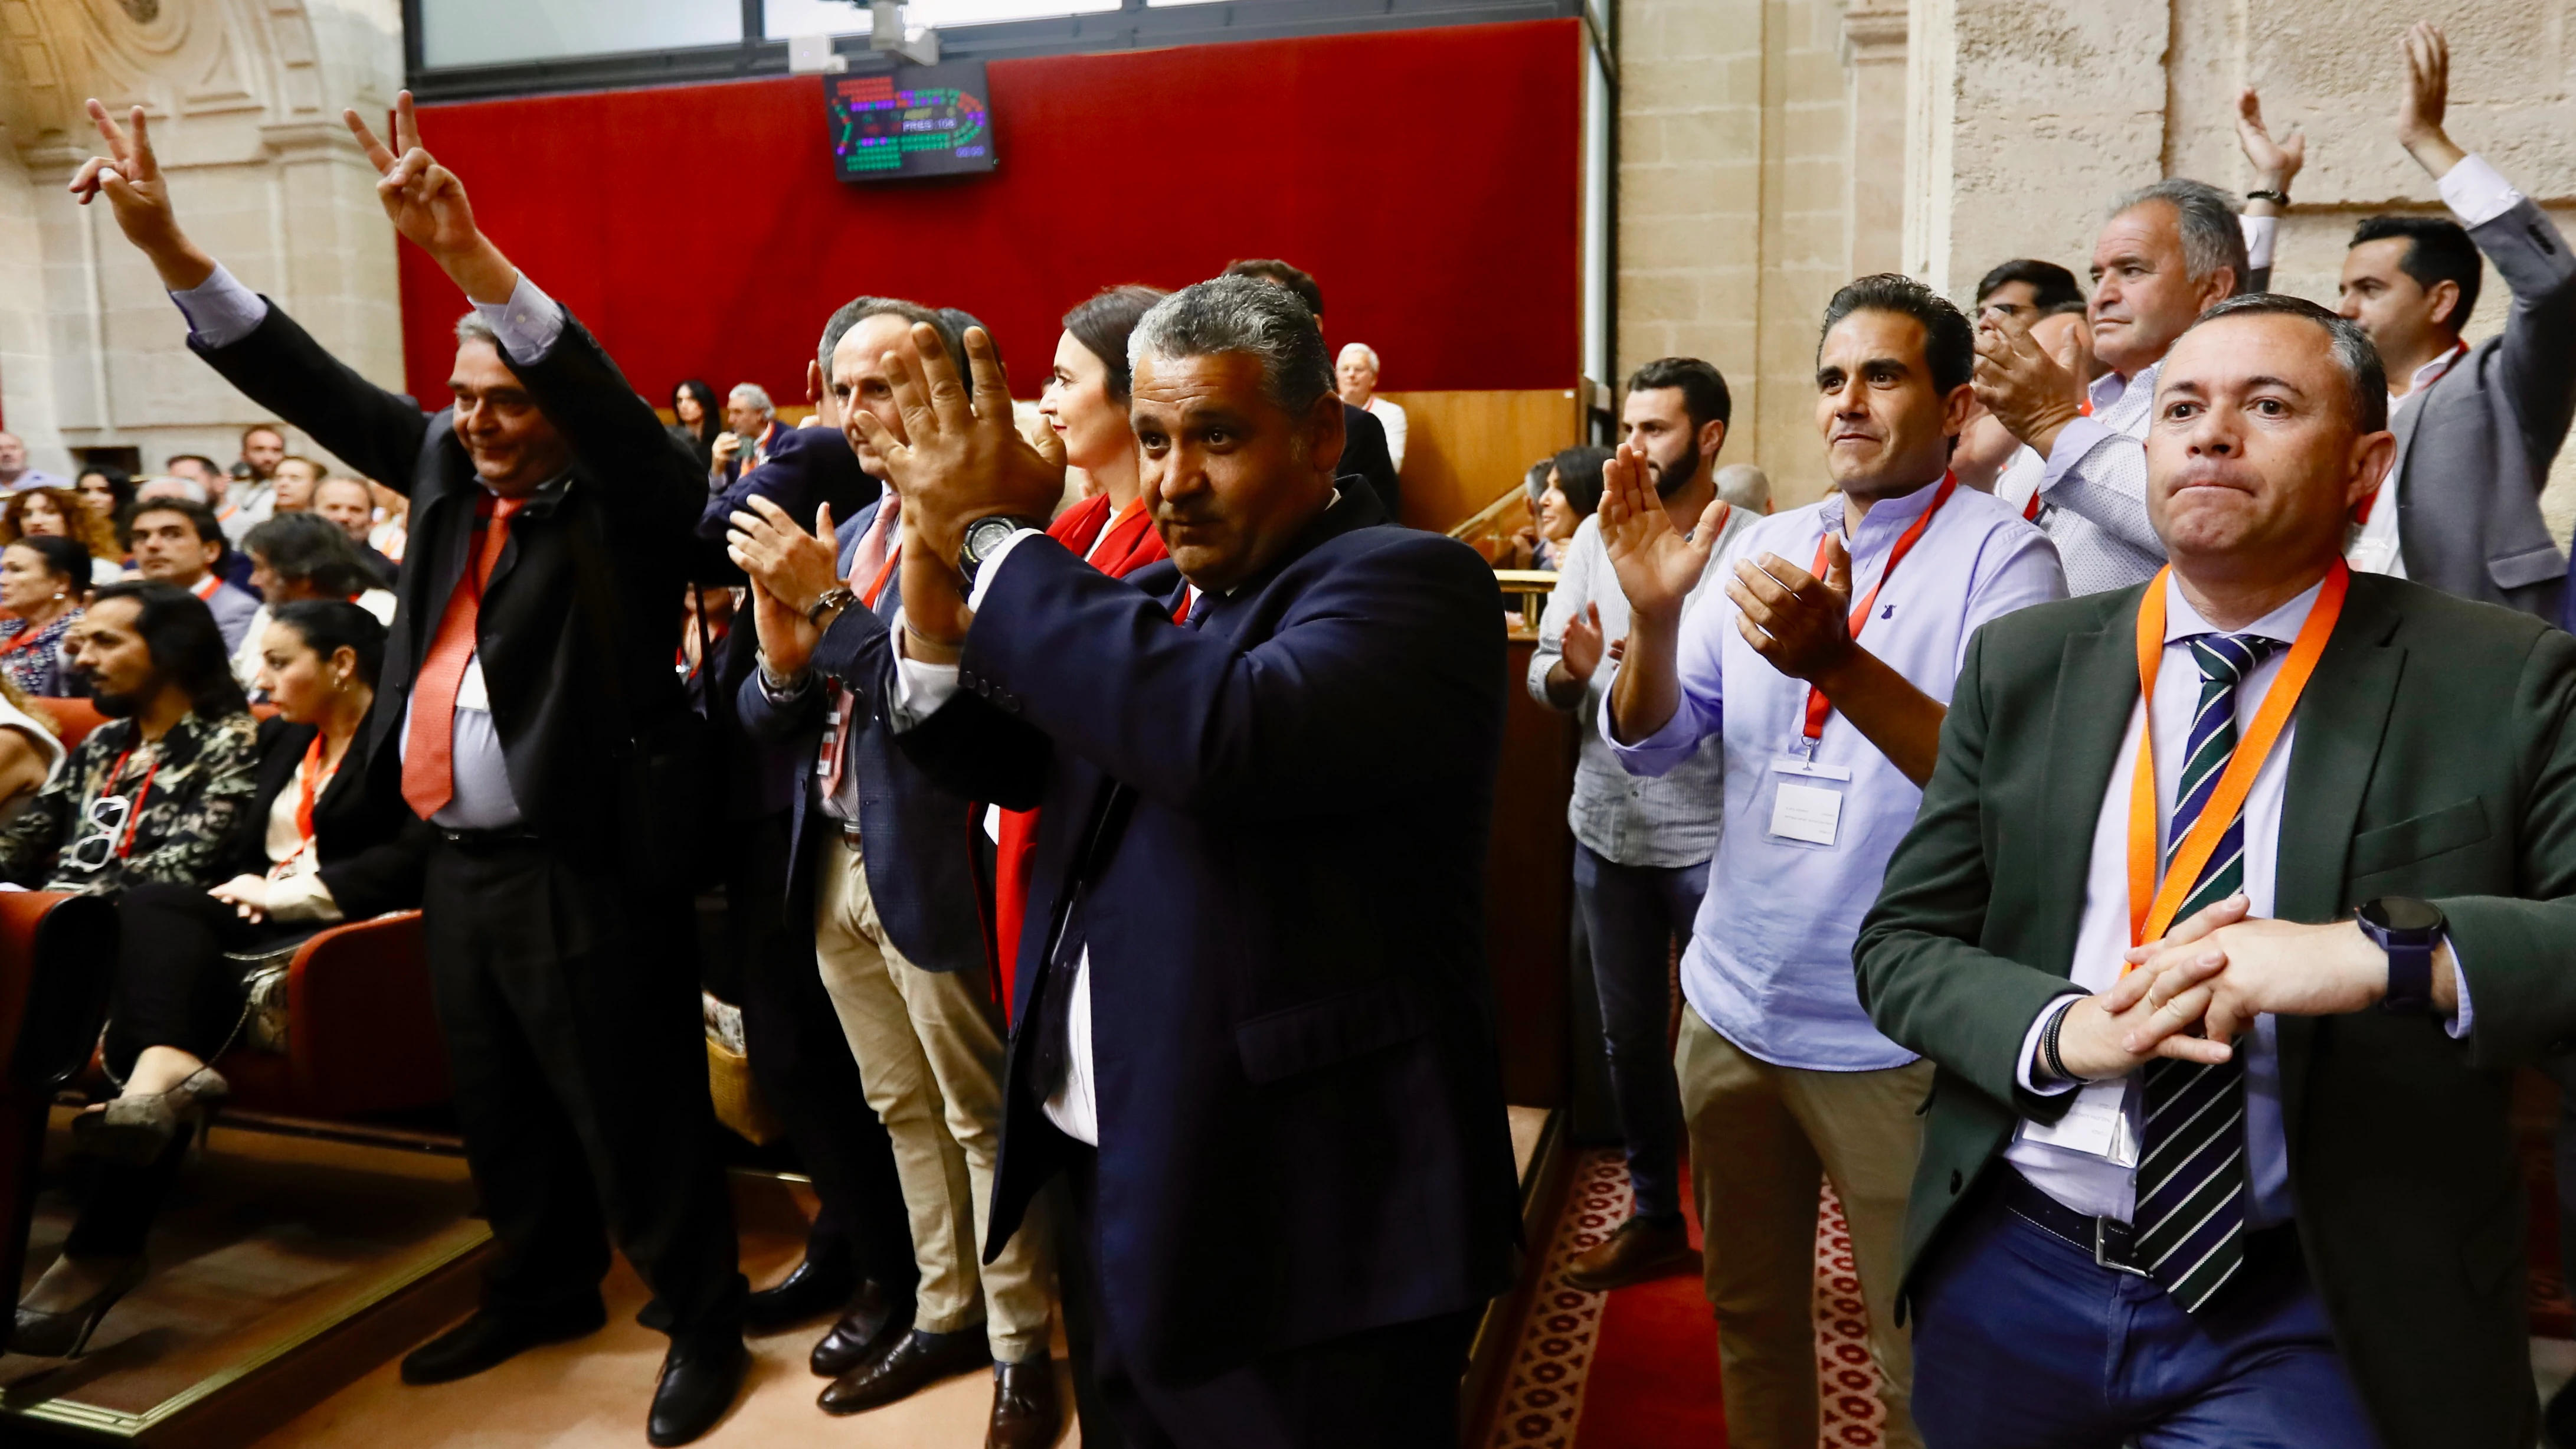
[2346,537,2401,575]
[2017,1078,2139,1166]
[1767,757,1851,846]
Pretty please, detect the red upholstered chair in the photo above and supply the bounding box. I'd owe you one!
[0,891,119,1352]
[27,700,449,1124]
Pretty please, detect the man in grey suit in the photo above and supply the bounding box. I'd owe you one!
[2334,22,2576,618]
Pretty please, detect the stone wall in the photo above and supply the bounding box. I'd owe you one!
[0,0,404,480]
[1622,0,2576,528]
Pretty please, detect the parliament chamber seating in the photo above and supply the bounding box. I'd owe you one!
[29,699,450,1124]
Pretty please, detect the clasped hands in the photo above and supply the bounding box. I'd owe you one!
[2050,894,2423,1081]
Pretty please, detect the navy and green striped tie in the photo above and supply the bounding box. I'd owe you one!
[2133,632,2281,1314]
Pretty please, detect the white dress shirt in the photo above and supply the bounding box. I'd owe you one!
[1605,481,2067,1071]
[2344,153,2526,581]
[173,264,564,832]
[2008,574,2471,1224]
[1366,395,1409,473]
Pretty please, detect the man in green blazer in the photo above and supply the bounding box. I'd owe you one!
[1855,291,2576,1449]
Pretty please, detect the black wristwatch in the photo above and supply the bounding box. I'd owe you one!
[2245,188,2290,205]
[2355,896,2444,1015]
[804,585,856,627]
[958,515,1045,590]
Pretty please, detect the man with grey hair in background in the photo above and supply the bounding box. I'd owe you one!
[712,381,783,487]
[1714,462,1772,513]
[1972,96,2302,593]
[730,273,1519,1444]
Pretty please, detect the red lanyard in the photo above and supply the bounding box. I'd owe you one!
[1799,475,1956,747]
[2123,562,2347,949]
[0,620,52,656]
[294,733,339,843]
[190,574,220,601]
[100,742,161,859]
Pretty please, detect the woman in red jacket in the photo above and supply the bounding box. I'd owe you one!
[993,284,1169,1013]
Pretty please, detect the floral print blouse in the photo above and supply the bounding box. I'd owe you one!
[0,611,79,698]
[0,708,260,894]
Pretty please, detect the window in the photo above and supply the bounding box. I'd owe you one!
[762,0,1118,35]
[419,0,744,68]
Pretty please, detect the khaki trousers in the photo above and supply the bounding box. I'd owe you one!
[814,834,1052,1360]
[1676,1006,1929,1449]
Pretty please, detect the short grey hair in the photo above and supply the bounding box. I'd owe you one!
[2108,178,2250,295]
[1714,463,1772,512]
[1337,342,1380,371]
[728,382,775,416]
[2177,293,2388,433]
[136,475,210,505]
[1129,276,1334,418]
[454,311,497,347]
[819,296,964,376]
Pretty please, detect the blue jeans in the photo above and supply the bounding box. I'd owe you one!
[1911,1178,2379,1449]
[1571,844,1707,1221]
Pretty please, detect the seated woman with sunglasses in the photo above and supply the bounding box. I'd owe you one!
[11,601,415,1358]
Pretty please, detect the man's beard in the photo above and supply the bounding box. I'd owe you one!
[1651,443,1702,499]
[91,686,145,719]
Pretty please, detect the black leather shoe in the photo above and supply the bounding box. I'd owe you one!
[987,1355,1061,1449]
[647,1335,748,1446]
[400,1298,607,1385]
[745,1247,855,1334]
[818,1327,990,1415]
[810,1280,915,1378]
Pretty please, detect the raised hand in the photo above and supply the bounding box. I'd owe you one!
[344,90,519,303]
[1728,538,1857,683]
[67,100,214,289]
[2233,87,2306,195]
[847,323,1065,566]
[2396,21,2467,176]
[1598,443,1723,624]
[1560,603,1607,683]
[1973,310,2084,456]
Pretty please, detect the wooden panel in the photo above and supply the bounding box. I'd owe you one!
[1384,390,1585,534]
[1486,636,1576,1107]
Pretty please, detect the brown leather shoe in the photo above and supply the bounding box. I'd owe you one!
[987,1356,1060,1449]
[817,1327,990,1415]
[810,1281,915,1378]
[1562,1214,1696,1292]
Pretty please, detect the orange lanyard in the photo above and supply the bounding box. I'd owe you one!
[2123,561,2347,950]
[1799,478,1951,747]
[294,734,339,843]
[190,574,220,601]
[860,541,901,611]
[0,620,51,656]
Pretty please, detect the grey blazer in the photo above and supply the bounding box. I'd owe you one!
[2391,194,2576,618]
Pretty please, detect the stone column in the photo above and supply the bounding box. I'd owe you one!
[1841,0,1909,278]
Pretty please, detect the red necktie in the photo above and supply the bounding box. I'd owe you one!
[819,496,901,799]
[402,493,523,818]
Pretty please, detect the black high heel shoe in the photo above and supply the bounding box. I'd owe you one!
[74,1066,229,1167]
[11,1255,146,1359]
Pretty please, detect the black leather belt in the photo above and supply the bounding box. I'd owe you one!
[436,825,542,851]
[2004,1171,2152,1277]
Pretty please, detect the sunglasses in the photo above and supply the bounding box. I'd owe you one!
[62,792,135,872]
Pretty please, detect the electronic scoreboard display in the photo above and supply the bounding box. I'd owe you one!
[824,63,996,182]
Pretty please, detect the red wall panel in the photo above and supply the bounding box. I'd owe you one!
[400,19,1582,409]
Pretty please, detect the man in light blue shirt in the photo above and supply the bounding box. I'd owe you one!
[1602,275,2065,1449]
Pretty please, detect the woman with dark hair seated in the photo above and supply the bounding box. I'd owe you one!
[0,534,92,696]
[670,378,721,474]
[11,600,416,1358]
[231,513,395,692]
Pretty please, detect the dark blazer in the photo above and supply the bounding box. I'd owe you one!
[697,423,882,822]
[1854,573,2576,1449]
[1340,402,1402,524]
[732,499,984,975]
[2389,195,2576,617]
[228,716,427,921]
[192,301,711,863]
[896,489,1518,1381]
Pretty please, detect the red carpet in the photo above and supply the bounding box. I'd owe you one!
[1480,1149,1891,1448]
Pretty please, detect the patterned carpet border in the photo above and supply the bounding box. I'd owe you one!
[1484,1147,1889,1448]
